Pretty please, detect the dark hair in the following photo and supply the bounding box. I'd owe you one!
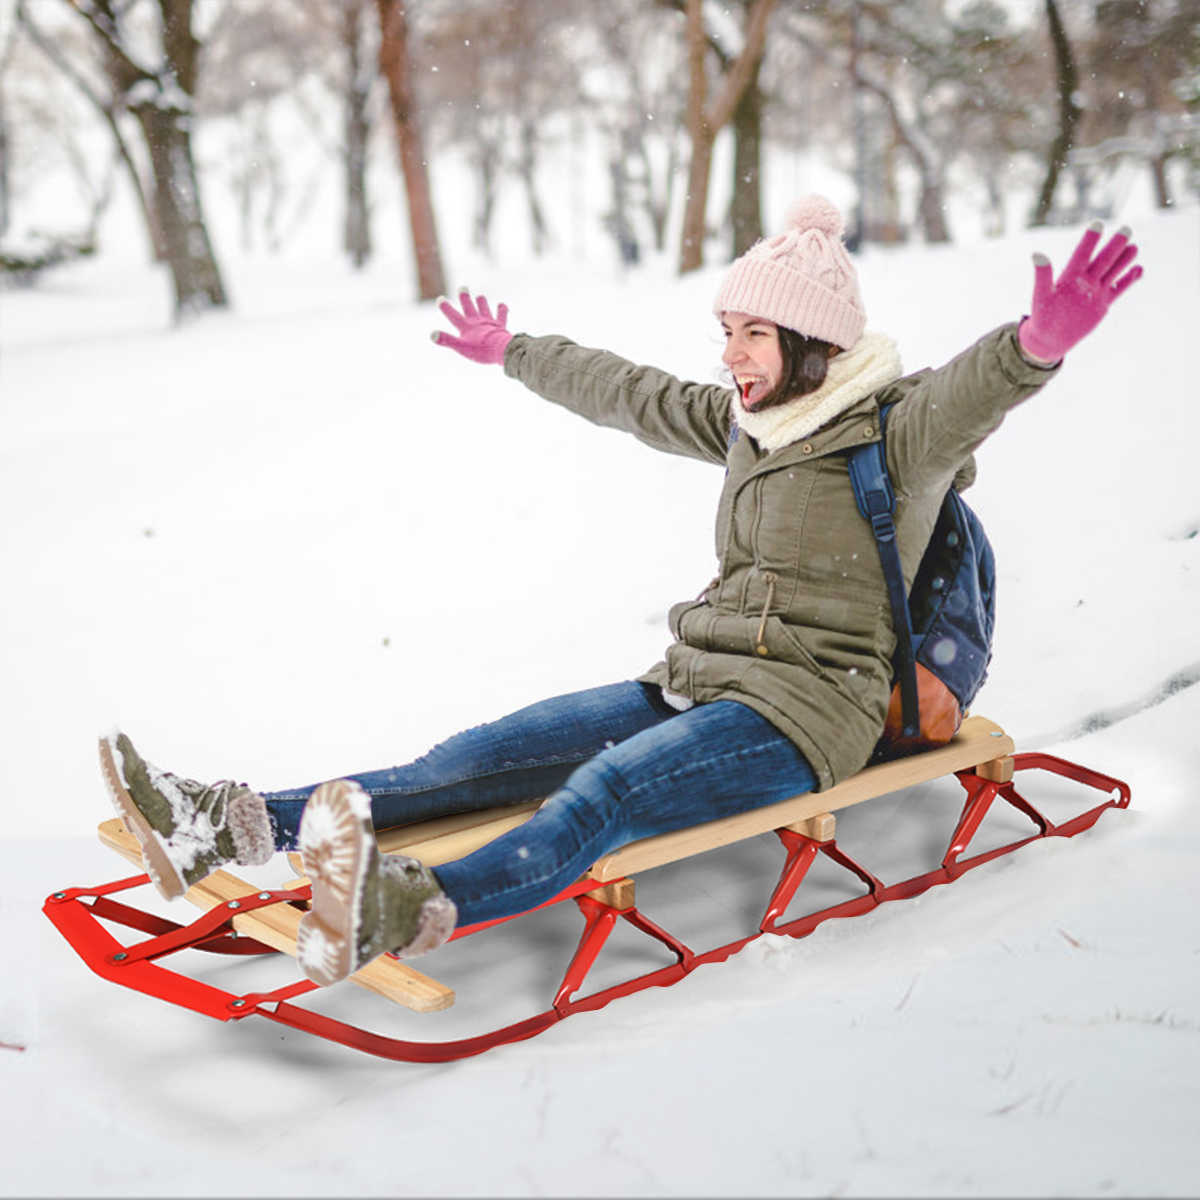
[764,326,834,408]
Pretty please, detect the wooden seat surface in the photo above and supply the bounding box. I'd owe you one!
[374,714,1014,880]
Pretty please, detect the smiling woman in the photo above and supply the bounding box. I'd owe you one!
[720,314,783,411]
[722,316,838,414]
[99,194,1142,990]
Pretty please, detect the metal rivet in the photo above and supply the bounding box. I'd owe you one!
[227,900,241,909]
[990,731,1002,737]
[52,892,66,900]
[230,999,247,1009]
[802,443,814,455]
[113,952,127,962]
[257,892,272,901]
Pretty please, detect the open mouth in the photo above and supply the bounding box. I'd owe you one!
[738,376,771,411]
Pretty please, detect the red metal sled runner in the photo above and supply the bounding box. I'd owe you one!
[44,718,1130,1063]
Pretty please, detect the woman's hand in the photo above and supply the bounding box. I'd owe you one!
[431,290,512,365]
[1017,221,1143,366]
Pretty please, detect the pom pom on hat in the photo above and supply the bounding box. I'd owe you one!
[714,193,865,349]
[785,194,844,238]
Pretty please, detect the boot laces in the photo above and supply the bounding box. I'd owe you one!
[173,776,243,828]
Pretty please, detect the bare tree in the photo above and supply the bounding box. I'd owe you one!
[1031,0,1082,225]
[585,2,686,259]
[677,0,768,258]
[1080,0,1200,212]
[16,0,160,259]
[375,0,445,300]
[422,0,590,259]
[777,1,1037,244]
[678,0,776,274]
[728,51,765,258]
[339,0,377,267]
[0,13,17,237]
[201,0,382,267]
[48,0,227,316]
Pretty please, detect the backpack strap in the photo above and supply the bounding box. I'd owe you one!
[846,404,919,738]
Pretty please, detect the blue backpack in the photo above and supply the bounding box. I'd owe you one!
[846,404,997,760]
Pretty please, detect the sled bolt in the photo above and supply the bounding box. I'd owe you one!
[227,900,240,909]
[230,999,247,1009]
[112,953,127,962]
[52,892,65,900]
[257,893,271,901]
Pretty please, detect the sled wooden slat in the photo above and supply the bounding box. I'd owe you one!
[364,715,1012,883]
[375,800,543,857]
[378,803,544,868]
[97,818,455,1013]
[587,715,1015,882]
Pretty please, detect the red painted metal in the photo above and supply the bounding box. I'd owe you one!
[44,752,1132,1062]
[85,892,279,956]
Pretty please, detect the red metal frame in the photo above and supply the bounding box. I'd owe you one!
[44,752,1130,1062]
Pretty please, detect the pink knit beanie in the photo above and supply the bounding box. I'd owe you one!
[713,195,866,349]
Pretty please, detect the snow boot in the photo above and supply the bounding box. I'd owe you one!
[100,731,274,900]
[296,779,457,987]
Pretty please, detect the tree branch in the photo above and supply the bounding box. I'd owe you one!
[62,0,152,93]
[706,0,776,130]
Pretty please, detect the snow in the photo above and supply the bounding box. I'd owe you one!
[1,160,1198,1196]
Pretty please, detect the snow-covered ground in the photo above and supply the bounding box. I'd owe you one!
[1,163,1198,1196]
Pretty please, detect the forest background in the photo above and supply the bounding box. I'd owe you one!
[1,0,1198,315]
[2,4,1199,1196]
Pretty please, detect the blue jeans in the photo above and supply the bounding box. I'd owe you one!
[263,682,816,927]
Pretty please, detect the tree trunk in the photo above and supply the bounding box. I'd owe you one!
[679,0,711,274]
[138,0,227,314]
[130,100,227,315]
[729,58,764,258]
[470,126,502,257]
[0,75,10,239]
[342,0,374,269]
[517,117,550,256]
[678,0,776,274]
[853,71,950,244]
[1031,0,1081,226]
[41,0,226,315]
[916,178,950,243]
[375,0,445,300]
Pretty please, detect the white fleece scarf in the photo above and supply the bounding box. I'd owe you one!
[732,330,903,453]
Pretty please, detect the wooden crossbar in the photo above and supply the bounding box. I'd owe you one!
[97,818,455,1013]
[98,715,1013,1015]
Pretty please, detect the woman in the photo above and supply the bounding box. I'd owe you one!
[103,196,1141,986]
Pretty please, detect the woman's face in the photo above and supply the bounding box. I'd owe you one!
[720,312,783,412]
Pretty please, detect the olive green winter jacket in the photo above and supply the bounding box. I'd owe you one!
[504,324,1058,791]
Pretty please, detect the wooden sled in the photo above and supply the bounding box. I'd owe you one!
[44,716,1130,1062]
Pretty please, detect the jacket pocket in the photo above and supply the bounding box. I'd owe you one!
[754,614,830,676]
[675,602,828,676]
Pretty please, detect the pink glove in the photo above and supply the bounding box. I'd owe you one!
[431,290,512,365]
[1018,221,1143,365]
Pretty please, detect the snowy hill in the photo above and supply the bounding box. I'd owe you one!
[1,187,1198,1196]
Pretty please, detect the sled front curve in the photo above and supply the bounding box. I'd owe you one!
[44,716,1132,1062]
